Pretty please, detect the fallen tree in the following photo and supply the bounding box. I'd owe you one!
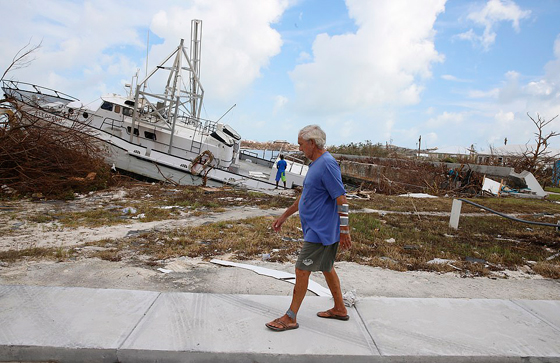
[0,99,112,198]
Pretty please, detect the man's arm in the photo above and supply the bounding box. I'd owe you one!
[337,194,352,251]
[272,195,300,232]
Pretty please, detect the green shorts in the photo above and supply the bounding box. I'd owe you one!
[295,241,339,272]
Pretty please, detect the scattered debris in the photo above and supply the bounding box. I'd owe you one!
[398,193,437,198]
[122,207,137,215]
[210,259,332,297]
[342,290,358,307]
[482,177,502,196]
[157,268,173,274]
[482,172,547,199]
[427,258,455,265]
[385,238,396,243]
[466,256,486,264]
[546,252,560,261]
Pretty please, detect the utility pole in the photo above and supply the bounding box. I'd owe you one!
[418,135,421,158]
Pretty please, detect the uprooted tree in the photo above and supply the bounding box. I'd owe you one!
[0,99,113,198]
[0,42,114,199]
[510,112,560,183]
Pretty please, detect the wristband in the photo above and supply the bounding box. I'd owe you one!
[340,216,349,226]
[338,204,349,214]
[340,229,350,234]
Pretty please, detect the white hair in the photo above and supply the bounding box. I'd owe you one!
[299,125,326,149]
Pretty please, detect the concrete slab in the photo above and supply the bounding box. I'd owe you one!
[0,285,159,363]
[1,285,559,362]
[357,297,560,359]
[512,299,560,331]
[119,293,378,362]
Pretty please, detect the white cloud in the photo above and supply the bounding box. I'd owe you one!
[494,110,515,126]
[525,80,553,97]
[423,132,439,148]
[498,70,521,103]
[460,0,531,50]
[273,95,289,115]
[296,51,312,63]
[441,74,458,81]
[289,0,445,115]
[468,88,499,99]
[426,111,465,128]
[0,0,289,112]
[441,74,471,82]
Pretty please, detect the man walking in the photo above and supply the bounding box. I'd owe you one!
[265,125,352,331]
[275,154,288,189]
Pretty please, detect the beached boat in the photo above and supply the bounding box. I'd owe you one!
[2,20,307,191]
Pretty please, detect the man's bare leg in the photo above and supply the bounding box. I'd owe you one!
[266,268,310,329]
[322,267,347,316]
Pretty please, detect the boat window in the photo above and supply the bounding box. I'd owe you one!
[114,105,121,114]
[123,107,133,117]
[144,131,157,140]
[127,126,139,136]
[101,101,113,111]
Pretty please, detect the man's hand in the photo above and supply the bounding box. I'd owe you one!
[272,217,285,232]
[339,231,351,251]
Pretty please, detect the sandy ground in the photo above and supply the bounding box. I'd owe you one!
[1,189,559,301]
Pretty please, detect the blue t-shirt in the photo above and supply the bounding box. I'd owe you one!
[277,159,287,173]
[298,152,346,245]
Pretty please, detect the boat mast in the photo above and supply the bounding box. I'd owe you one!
[130,20,205,151]
[190,19,202,119]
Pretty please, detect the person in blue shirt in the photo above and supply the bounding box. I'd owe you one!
[275,154,288,189]
[265,124,352,332]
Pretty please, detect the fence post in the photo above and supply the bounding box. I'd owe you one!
[449,199,462,229]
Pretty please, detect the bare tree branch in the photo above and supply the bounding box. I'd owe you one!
[1,39,43,81]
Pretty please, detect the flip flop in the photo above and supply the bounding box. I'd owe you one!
[265,318,299,332]
[317,309,350,321]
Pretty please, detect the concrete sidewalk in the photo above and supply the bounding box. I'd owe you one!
[0,284,559,362]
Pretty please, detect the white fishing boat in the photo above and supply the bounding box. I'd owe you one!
[2,20,307,191]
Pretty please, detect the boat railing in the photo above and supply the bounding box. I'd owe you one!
[240,150,259,158]
[2,80,79,104]
[282,155,307,176]
[100,117,123,131]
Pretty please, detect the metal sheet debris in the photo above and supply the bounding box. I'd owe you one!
[398,193,438,198]
[210,259,332,297]
[482,177,502,195]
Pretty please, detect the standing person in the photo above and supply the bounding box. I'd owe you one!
[275,154,288,189]
[265,125,352,332]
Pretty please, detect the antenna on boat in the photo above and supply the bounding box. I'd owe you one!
[143,30,149,94]
[217,104,236,123]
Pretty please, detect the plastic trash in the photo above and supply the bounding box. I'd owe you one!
[343,290,358,307]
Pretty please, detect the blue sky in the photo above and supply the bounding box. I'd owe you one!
[2,0,560,152]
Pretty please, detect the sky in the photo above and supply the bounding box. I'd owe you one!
[2,0,560,152]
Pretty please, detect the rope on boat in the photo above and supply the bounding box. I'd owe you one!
[191,150,215,176]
